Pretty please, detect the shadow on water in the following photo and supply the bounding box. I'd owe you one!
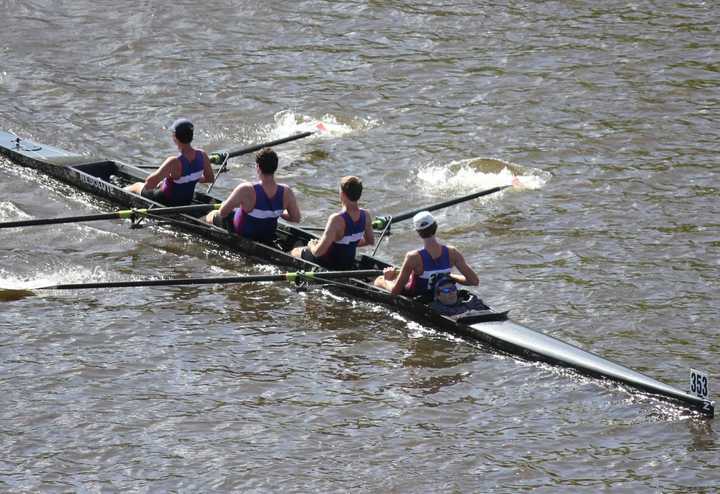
[687,419,716,452]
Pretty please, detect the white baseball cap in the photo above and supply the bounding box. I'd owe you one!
[413,211,436,231]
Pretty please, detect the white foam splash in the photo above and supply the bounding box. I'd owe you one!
[252,264,283,274]
[0,264,116,291]
[269,110,379,139]
[0,201,32,222]
[207,264,238,275]
[415,157,549,196]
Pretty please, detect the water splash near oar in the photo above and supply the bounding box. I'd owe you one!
[416,157,550,195]
[270,110,378,139]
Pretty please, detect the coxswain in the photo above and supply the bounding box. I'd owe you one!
[373,211,479,295]
[125,118,214,205]
[290,175,374,269]
[205,147,301,243]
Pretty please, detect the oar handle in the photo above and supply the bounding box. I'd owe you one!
[209,131,314,164]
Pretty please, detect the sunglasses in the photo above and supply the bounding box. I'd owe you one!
[437,285,457,294]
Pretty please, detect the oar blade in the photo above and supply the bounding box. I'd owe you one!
[0,288,35,302]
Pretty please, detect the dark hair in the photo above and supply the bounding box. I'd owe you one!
[340,176,363,202]
[256,148,278,175]
[171,118,194,144]
[174,125,193,144]
[417,222,437,238]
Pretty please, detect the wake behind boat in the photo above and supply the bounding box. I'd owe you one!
[0,130,713,417]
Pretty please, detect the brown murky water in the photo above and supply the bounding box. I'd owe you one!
[1,1,718,491]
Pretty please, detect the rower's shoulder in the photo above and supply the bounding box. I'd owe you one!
[162,154,180,164]
[276,182,296,191]
[443,243,458,253]
[231,181,256,194]
[327,211,344,222]
[404,248,422,260]
[444,244,466,260]
[352,207,371,223]
[159,155,181,171]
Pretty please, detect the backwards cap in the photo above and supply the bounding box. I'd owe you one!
[413,211,436,231]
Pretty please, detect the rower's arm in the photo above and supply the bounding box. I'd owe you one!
[449,247,479,286]
[144,157,176,190]
[357,209,375,247]
[310,215,340,257]
[388,252,417,295]
[199,151,215,183]
[282,186,301,223]
[218,183,252,218]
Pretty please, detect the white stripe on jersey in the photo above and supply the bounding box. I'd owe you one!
[248,208,284,219]
[173,170,204,184]
[335,231,364,245]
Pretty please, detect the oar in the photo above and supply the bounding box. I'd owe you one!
[206,131,315,194]
[208,131,315,164]
[371,184,512,229]
[16,269,382,292]
[136,131,315,170]
[298,185,512,235]
[0,203,220,229]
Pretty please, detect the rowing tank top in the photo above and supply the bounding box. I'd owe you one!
[405,245,452,295]
[232,183,285,242]
[160,151,205,205]
[322,210,366,270]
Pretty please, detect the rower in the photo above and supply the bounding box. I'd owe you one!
[290,175,374,269]
[205,147,301,243]
[125,118,214,206]
[373,211,479,296]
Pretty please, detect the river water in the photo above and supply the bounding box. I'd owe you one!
[1,1,719,492]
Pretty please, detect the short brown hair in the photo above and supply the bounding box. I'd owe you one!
[417,223,437,238]
[256,148,278,175]
[340,176,363,202]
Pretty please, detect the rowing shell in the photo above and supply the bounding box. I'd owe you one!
[0,130,713,417]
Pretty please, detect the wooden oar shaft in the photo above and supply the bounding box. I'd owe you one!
[37,269,382,290]
[0,203,219,229]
